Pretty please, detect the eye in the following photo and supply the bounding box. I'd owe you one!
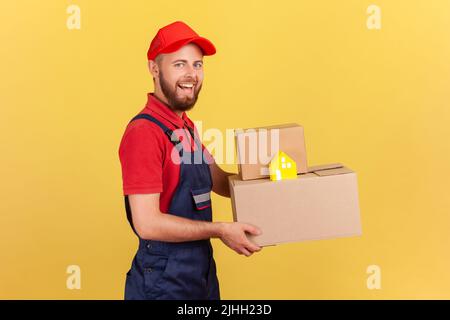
[194,62,203,69]
[174,62,185,68]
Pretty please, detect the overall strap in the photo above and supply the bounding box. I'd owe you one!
[129,113,181,147]
[130,113,203,152]
[184,124,203,152]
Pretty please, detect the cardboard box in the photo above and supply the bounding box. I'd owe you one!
[235,123,308,180]
[228,163,362,246]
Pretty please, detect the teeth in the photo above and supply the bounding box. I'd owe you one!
[179,83,194,88]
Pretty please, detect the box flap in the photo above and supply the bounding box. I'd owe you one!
[307,163,354,176]
[313,166,354,176]
[229,172,319,187]
[230,175,269,186]
[235,123,301,134]
[307,163,343,173]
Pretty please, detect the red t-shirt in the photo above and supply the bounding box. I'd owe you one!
[118,93,214,213]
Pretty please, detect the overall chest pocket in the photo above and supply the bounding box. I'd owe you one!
[190,187,212,210]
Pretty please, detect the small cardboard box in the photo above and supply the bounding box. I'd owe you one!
[235,123,308,180]
[228,163,362,246]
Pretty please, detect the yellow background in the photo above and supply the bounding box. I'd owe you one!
[1,0,449,299]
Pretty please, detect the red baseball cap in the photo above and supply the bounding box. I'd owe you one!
[147,21,216,61]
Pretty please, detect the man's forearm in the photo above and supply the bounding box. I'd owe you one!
[214,171,234,198]
[137,211,225,242]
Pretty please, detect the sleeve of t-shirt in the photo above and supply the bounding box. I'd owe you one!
[119,123,164,195]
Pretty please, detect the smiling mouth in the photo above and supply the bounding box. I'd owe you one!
[177,82,196,93]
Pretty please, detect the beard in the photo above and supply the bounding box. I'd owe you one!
[159,71,202,112]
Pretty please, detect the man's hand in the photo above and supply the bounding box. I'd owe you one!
[219,222,262,257]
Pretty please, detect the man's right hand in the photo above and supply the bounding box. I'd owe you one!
[219,222,262,257]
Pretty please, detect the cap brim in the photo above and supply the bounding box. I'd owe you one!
[159,36,216,57]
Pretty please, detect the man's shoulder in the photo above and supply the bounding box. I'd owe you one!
[124,110,168,136]
[119,110,169,153]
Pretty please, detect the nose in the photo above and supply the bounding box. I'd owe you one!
[184,64,197,80]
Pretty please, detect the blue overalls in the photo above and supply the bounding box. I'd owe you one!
[123,114,220,300]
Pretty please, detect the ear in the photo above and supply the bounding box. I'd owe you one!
[148,60,159,78]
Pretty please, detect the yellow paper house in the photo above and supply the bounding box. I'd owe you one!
[269,151,298,181]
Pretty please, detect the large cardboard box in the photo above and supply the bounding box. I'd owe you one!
[235,123,308,180]
[228,163,362,246]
